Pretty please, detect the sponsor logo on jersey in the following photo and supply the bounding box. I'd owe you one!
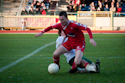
[70,27,73,29]
[67,32,76,37]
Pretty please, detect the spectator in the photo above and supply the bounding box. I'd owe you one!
[94,0,98,9]
[33,0,37,8]
[97,0,104,11]
[74,0,81,5]
[41,2,47,11]
[121,0,125,5]
[117,0,122,6]
[116,2,122,16]
[41,8,46,15]
[97,7,101,11]
[67,3,74,12]
[90,2,96,11]
[68,0,75,5]
[91,6,96,11]
[30,3,36,11]
[81,3,86,11]
[44,0,50,10]
[21,8,28,15]
[67,0,75,12]
[104,0,110,7]
[34,7,41,15]
[110,2,116,12]
[29,7,35,15]
[90,1,95,7]
[104,4,110,11]
[111,0,116,7]
[73,4,80,11]
[36,1,41,9]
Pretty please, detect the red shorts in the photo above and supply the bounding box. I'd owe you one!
[62,41,85,52]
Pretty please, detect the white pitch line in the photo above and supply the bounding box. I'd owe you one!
[0,41,55,72]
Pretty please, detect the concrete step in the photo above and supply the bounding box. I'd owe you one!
[2,10,11,13]
[0,13,10,16]
[3,5,15,8]
[0,8,12,10]
[58,2,68,5]
[10,13,16,16]
[60,5,68,8]
[58,7,67,11]
[10,10,18,13]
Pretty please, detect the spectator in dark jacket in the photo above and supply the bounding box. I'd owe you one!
[21,8,28,15]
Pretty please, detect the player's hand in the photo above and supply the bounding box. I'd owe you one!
[35,32,43,37]
[90,39,97,46]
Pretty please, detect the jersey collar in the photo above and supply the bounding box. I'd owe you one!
[62,20,70,30]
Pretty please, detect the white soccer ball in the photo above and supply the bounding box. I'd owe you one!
[48,63,59,74]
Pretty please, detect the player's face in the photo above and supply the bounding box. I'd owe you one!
[59,15,68,26]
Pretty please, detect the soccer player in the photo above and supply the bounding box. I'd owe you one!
[35,11,97,73]
[56,30,100,73]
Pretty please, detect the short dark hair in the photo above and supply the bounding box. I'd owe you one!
[59,11,67,18]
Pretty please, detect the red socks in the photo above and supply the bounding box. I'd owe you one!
[85,63,89,68]
[72,62,77,69]
[53,56,60,65]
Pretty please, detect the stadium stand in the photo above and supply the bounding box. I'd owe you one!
[0,0,22,16]
[0,0,125,31]
[0,0,125,16]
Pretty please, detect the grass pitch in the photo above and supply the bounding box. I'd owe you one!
[0,33,125,83]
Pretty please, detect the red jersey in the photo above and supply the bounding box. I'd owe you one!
[54,20,87,43]
[42,20,93,51]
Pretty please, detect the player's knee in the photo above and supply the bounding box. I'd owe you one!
[75,61,81,66]
[53,52,59,58]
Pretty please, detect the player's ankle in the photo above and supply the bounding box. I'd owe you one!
[72,62,77,69]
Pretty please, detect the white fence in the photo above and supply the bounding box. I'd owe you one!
[0,12,125,30]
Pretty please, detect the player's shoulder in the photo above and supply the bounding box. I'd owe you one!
[52,22,61,27]
[69,20,81,26]
[69,20,87,28]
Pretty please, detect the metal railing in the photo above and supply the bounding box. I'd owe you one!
[17,0,26,16]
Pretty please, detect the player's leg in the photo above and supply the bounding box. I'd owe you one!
[69,56,93,66]
[74,50,83,66]
[53,45,68,67]
[68,56,98,73]
[82,57,92,64]
[69,45,96,73]
[69,50,86,73]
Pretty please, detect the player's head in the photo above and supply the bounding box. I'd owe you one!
[59,11,68,26]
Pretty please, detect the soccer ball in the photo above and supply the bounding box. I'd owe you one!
[48,63,59,74]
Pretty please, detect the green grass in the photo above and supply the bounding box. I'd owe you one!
[0,34,125,83]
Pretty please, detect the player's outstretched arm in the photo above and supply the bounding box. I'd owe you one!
[35,32,43,37]
[35,26,53,37]
[86,27,97,46]
[90,39,97,47]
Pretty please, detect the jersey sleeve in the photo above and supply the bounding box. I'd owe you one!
[42,23,60,33]
[77,23,87,30]
[86,28,93,39]
[76,23,93,39]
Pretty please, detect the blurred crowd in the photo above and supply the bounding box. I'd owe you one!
[21,0,51,15]
[67,0,125,14]
[21,0,125,16]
